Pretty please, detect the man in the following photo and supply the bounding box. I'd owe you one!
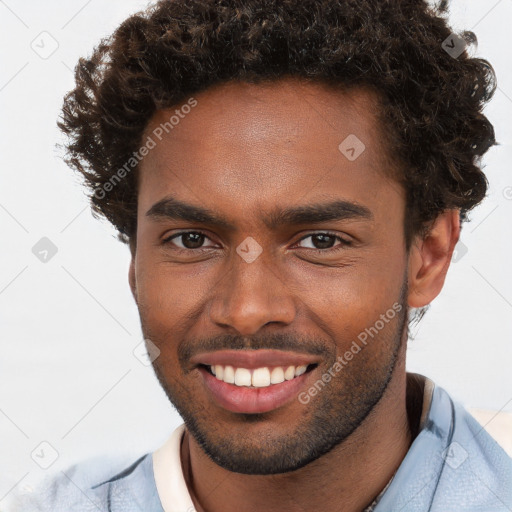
[11,0,512,510]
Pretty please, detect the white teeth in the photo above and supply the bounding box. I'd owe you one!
[284,366,296,380]
[295,365,307,377]
[252,367,271,387]
[270,367,285,384]
[224,365,235,384]
[209,364,311,388]
[234,368,252,386]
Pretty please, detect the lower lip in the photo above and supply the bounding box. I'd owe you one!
[198,366,312,414]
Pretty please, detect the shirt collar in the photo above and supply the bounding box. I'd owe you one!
[363,373,434,511]
[153,422,193,512]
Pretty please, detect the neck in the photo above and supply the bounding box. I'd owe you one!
[181,362,417,512]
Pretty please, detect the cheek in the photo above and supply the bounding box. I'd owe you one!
[134,255,216,335]
[284,250,405,335]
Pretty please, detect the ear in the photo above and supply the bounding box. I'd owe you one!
[129,257,138,304]
[407,209,460,308]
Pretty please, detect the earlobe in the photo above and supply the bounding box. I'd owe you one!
[129,259,137,303]
[407,210,460,308]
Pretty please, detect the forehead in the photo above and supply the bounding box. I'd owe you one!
[137,78,402,224]
[143,78,387,159]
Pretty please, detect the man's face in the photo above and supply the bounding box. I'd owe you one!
[131,78,410,474]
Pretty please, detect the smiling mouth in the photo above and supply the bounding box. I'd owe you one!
[199,363,318,388]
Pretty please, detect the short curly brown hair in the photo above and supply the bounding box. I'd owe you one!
[58,0,496,250]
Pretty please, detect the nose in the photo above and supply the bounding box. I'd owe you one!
[208,250,297,336]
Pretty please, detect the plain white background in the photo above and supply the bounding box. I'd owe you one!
[1,0,511,502]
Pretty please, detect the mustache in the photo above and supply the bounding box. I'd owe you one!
[178,332,331,368]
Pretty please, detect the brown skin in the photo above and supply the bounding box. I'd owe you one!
[128,78,460,512]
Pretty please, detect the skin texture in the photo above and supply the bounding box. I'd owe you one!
[129,78,460,512]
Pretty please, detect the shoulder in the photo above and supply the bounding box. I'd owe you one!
[426,385,512,511]
[374,380,512,512]
[6,453,164,512]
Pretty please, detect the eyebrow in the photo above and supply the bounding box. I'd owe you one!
[146,195,373,230]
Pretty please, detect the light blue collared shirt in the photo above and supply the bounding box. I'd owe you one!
[7,375,512,511]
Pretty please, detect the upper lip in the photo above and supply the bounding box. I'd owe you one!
[191,349,320,370]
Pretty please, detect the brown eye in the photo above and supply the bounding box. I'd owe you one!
[164,231,216,250]
[308,234,336,249]
[297,233,350,251]
[179,232,205,249]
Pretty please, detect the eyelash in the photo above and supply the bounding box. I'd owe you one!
[162,230,352,255]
